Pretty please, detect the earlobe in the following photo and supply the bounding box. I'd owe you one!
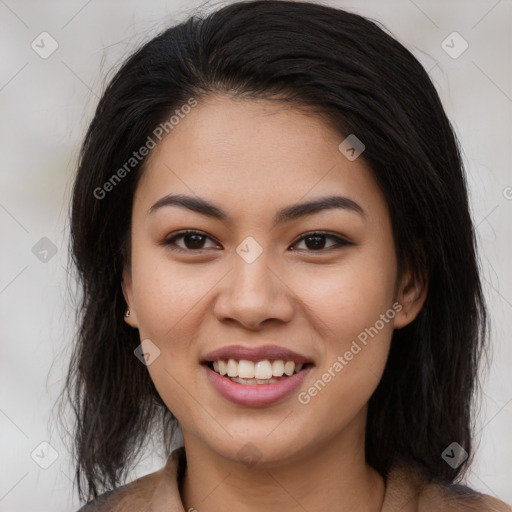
[393,268,428,330]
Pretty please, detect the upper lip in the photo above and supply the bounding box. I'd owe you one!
[202,344,313,364]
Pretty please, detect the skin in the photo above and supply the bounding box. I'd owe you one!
[122,95,427,512]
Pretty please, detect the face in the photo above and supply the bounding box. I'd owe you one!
[123,95,426,467]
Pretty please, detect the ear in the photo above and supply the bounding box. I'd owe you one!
[393,266,428,330]
[122,264,138,328]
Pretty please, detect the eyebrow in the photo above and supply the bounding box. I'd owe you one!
[148,193,365,226]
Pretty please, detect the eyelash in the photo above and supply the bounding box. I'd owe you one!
[162,229,352,254]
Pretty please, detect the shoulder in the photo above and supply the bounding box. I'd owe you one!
[385,461,511,512]
[75,472,159,512]
[74,446,186,512]
[419,478,512,512]
[75,490,113,511]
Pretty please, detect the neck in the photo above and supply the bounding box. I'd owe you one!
[179,413,385,512]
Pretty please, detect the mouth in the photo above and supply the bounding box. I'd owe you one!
[201,345,314,406]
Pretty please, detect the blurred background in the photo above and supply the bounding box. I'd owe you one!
[0,0,511,510]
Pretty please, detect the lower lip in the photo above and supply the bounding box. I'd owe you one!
[203,364,312,407]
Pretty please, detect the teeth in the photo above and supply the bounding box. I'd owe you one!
[210,359,305,379]
[284,361,295,376]
[239,359,255,379]
[227,359,238,377]
[231,377,280,385]
[272,360,284,376]
[218,360,227,376]
[255,360,273,379]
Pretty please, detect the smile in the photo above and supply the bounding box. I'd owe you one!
[201,345,314,406]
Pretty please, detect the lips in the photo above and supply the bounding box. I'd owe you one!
[202,344,313,364]
[201,344,314,406]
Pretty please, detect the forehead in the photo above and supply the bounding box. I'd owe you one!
[134,95,388,224]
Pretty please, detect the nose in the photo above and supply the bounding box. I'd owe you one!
[213,247,294,330]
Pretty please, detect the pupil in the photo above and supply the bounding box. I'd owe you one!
[306,235,325,250]
[186,234,204,249]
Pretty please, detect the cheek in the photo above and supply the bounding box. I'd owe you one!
[297,285,394,434]
[130,247,215,341]
[293,246,397,344]
[292,245,397,406]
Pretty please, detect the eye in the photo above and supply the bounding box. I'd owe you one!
[162,230,220,252]
[291,231,352,252]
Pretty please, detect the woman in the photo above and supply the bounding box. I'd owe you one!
[66,1,511,510]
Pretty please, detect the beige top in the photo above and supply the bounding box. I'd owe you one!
[78,446,511,512]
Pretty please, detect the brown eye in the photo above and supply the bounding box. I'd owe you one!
[163,230,220,252]
[291,232,351,252]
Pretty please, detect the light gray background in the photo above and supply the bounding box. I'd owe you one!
[0,1,511,510]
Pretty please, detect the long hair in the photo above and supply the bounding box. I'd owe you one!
[65,0,487,501]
